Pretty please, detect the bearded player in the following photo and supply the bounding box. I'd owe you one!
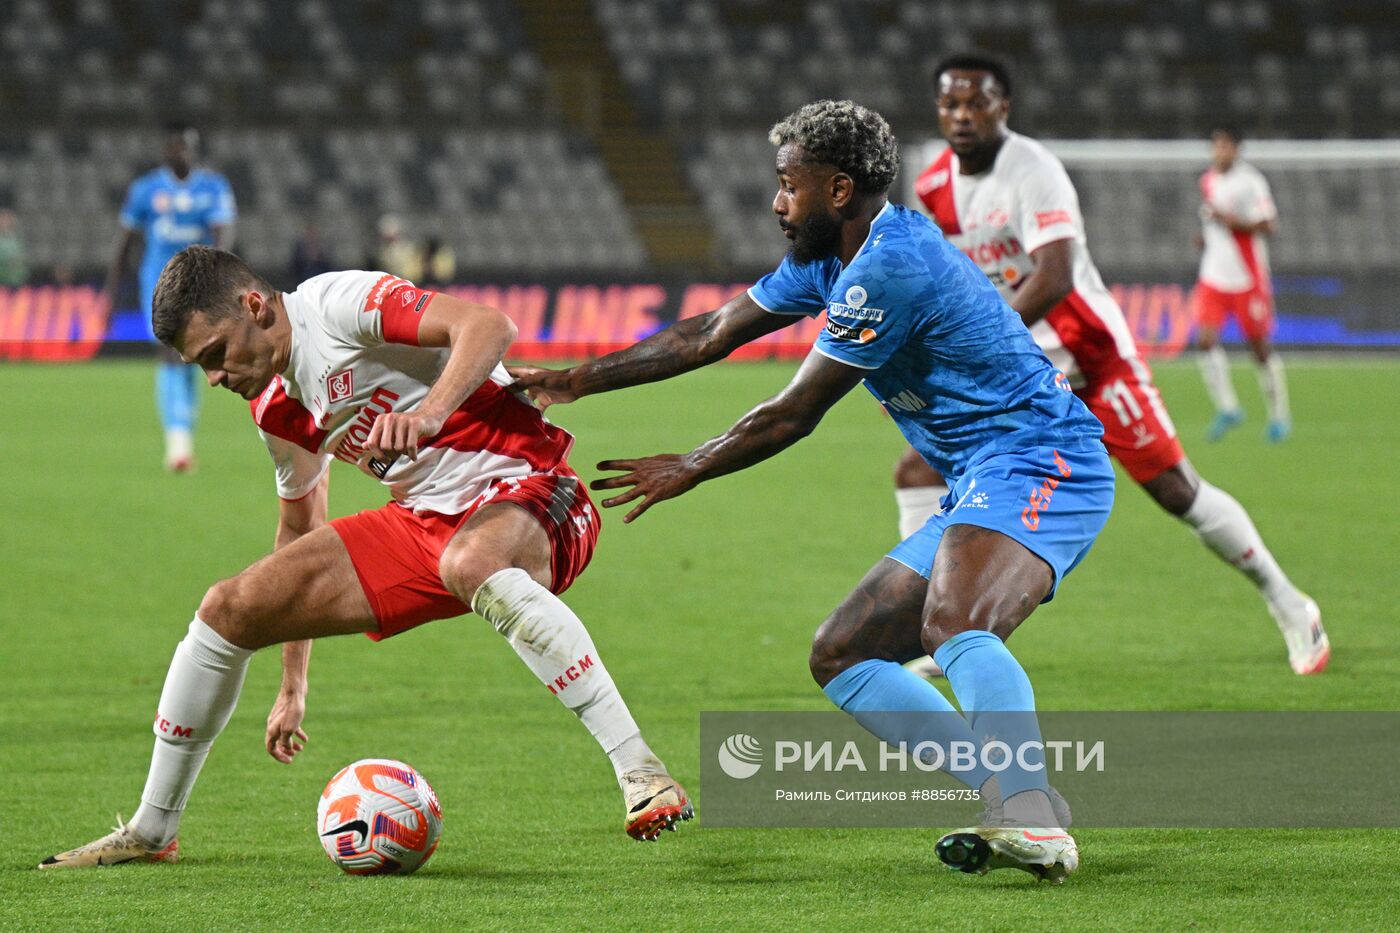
[1194,126,1290,443]
[898,54,1326,678]
[517,100,1115,882]
[40,247,690,869]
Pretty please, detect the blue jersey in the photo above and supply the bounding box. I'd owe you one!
[748,203,1102,481]
[120,166,237,314]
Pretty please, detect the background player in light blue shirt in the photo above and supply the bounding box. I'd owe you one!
[105,124,236,471]
[513,101,1114,882]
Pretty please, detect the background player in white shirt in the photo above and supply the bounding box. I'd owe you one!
[40,247,690,869]
[897,54,1326,677]
[1193,127,1291,442]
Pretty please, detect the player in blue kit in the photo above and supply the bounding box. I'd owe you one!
[105,123,236,471]
[512,101,1114,883]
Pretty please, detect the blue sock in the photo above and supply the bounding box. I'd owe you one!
[822,659,992,790]
[934,630,1050,802]
[156,362,198,432]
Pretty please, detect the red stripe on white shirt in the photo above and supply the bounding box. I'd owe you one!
[251,375,328,453]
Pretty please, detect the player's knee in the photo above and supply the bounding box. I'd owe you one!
[920,599,1022,654]
[197,575,266,649]
[894,449,942,489]
[1142,463,1199,517]
[808,617,855,688]
[438,546,506,606]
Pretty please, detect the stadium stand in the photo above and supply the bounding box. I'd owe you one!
[1,0,1397,277]
[0,0,645,276]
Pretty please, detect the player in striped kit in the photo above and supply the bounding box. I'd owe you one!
[898,54,1327,677]
[1194,126,1290,442]
[40,248,689,869]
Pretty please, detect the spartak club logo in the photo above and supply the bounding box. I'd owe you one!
[328,369,354,403]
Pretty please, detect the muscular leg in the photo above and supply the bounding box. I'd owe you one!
[128,527,376,846]
[922,525,1059,826]
[810,557,993,792]
[893,446,948,540]
[439,503,665,783]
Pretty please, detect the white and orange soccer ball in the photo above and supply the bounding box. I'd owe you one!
[317,758,443,875]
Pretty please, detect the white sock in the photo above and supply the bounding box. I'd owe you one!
[1197,346,1239,414]
[165,428,193,460]
[129,616,254,846]
[1257,354,1290,423]
[1181,481,1304,610]
[895,485,947,540]
[471,569,661,781]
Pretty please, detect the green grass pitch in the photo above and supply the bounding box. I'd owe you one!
[4,356,1398,931]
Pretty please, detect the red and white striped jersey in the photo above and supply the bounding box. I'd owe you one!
[1198,161,1275,293]
[913,132,1138,387]
[251,270,572,514]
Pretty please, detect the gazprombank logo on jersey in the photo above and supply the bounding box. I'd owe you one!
[827,284,885,325]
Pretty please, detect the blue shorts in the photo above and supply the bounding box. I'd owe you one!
[888,442,1115,600]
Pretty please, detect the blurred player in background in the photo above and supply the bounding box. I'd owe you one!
[105,123,236,472]
[1193,127,1289,442]
[40,248,689,869]
[517,100,1114,882]
[899,54,1326,676]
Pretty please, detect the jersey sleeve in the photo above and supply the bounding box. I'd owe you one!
[811,258,920,371]
[1014,160,1082,254]
[208,175,237,225]
[299,270,438,347]
[258,428,331,500]
[748,255,828,317]
[1244,172,1277,223]
[118,179,147,231]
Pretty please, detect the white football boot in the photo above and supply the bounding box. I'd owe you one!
[39,816,179,869]
[1269,595,1329,675]
[936,826,1079,884]
[621,770,694,842]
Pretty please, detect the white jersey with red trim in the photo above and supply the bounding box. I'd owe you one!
[912,132,1138,387]
[252,270,572,514]
[1198,160,1275,293]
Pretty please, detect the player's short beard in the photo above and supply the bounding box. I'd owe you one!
[786,209,843,265]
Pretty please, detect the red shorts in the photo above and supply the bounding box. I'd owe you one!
[1079,356,1186,484]
[330,469,599,640]
[1192,281,1275,342]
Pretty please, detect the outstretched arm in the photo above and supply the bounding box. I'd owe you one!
[265,473,328,763]
[592,351,867,522]
[509,292,796,409]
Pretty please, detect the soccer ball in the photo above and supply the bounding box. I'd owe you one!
[317,758,443,875]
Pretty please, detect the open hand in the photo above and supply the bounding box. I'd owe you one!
[591,455,698,523]
[265,692,308,764]
[507,365,580,411]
